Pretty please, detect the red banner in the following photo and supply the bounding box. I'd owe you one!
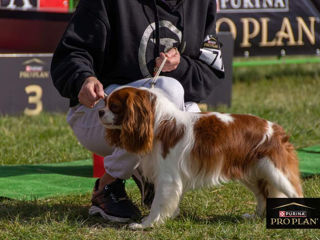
[0,0,68,12]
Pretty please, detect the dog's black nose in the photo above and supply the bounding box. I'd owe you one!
[98,110,105,118]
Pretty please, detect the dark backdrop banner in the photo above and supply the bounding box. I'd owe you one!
[311,0,320,12]
[0,54,68,115]
[216,0,320,56]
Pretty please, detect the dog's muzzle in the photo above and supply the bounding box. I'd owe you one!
[98,110,122,129]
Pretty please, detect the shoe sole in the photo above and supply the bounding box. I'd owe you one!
[88,206,131,223]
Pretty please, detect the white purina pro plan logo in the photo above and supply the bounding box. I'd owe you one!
[267,198,320,229]
[20,58,49,79]
[138,20,182,78]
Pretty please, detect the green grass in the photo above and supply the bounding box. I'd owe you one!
[220,62,320,149]
[0,114,90,165]
[1,63,320,239]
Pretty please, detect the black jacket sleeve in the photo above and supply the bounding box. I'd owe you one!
[163,0,225,103]
[50,0,109,104]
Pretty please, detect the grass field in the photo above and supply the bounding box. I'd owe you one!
[1,62,320,239]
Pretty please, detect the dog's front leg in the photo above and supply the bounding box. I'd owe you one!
[129,177,183,229]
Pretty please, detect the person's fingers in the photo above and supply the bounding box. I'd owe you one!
[78,88,90,106]
[160,52,167,59]
[155,53,166,67]
[167,55,179,65]
[155,49,180,72]
[79,90,95,108]
[85,84,105,108]
[165,48,177,58]
[78,78,103,108]
[84,83,98,101]
[78,95,93,108]
[163,53,180,72]
[94,82,105,99]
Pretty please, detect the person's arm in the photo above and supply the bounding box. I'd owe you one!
[158,0,224,103]
[50,0,109,106]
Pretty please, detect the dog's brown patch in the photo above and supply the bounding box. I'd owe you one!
[156,118,185,158]
[192,114,270,178]
[191,113,303,197]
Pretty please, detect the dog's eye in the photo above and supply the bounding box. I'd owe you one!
[109,103,121,113]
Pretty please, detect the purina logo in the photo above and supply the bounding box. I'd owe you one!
[276,202,313,218]
[20,58,49,79]
[279,210,307,218]
[218,0,289,13]
[267,198,320,229]
[23,58,44,72]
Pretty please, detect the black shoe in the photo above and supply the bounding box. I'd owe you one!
[89,178,141,222]
[132,168,155,209]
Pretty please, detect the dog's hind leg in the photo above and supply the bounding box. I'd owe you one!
[243,154,303,219]
[241,180,267,218]
[257,157,302,198]
[268,186,287,198]
[129,177,183,229]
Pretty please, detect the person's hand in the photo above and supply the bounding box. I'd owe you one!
[78,76,105,108]
[155,47,180,72]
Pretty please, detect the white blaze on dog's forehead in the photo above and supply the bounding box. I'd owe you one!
[212,112,234,124]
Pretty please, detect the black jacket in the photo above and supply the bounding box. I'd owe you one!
[51,0,224,106]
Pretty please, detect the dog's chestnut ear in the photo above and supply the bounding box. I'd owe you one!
[105,129,122,147]
[120,90,155,154]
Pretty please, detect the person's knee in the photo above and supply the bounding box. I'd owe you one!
[155,77,185,110]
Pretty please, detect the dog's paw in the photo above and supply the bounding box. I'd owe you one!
[129,220,155,230]
[129,222,144,230]
[172,208,180,219]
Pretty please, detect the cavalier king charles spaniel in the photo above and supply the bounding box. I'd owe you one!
[98,86,303,229]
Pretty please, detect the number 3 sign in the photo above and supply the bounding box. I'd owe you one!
[24,85,43,116]
[0,54,68,115]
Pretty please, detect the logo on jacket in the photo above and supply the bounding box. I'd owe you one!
[199,35,224,72]
[138,20,182,78]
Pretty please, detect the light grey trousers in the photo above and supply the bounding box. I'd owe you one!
[67,77,200,179]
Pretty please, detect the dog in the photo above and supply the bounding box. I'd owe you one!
[98,86,303,229]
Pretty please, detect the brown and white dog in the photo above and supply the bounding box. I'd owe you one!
[98,86,303,229]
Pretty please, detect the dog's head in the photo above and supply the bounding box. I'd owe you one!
[99,87,156,154]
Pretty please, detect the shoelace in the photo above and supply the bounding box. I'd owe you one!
[104,180,129,202]
[110,193,128,203]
